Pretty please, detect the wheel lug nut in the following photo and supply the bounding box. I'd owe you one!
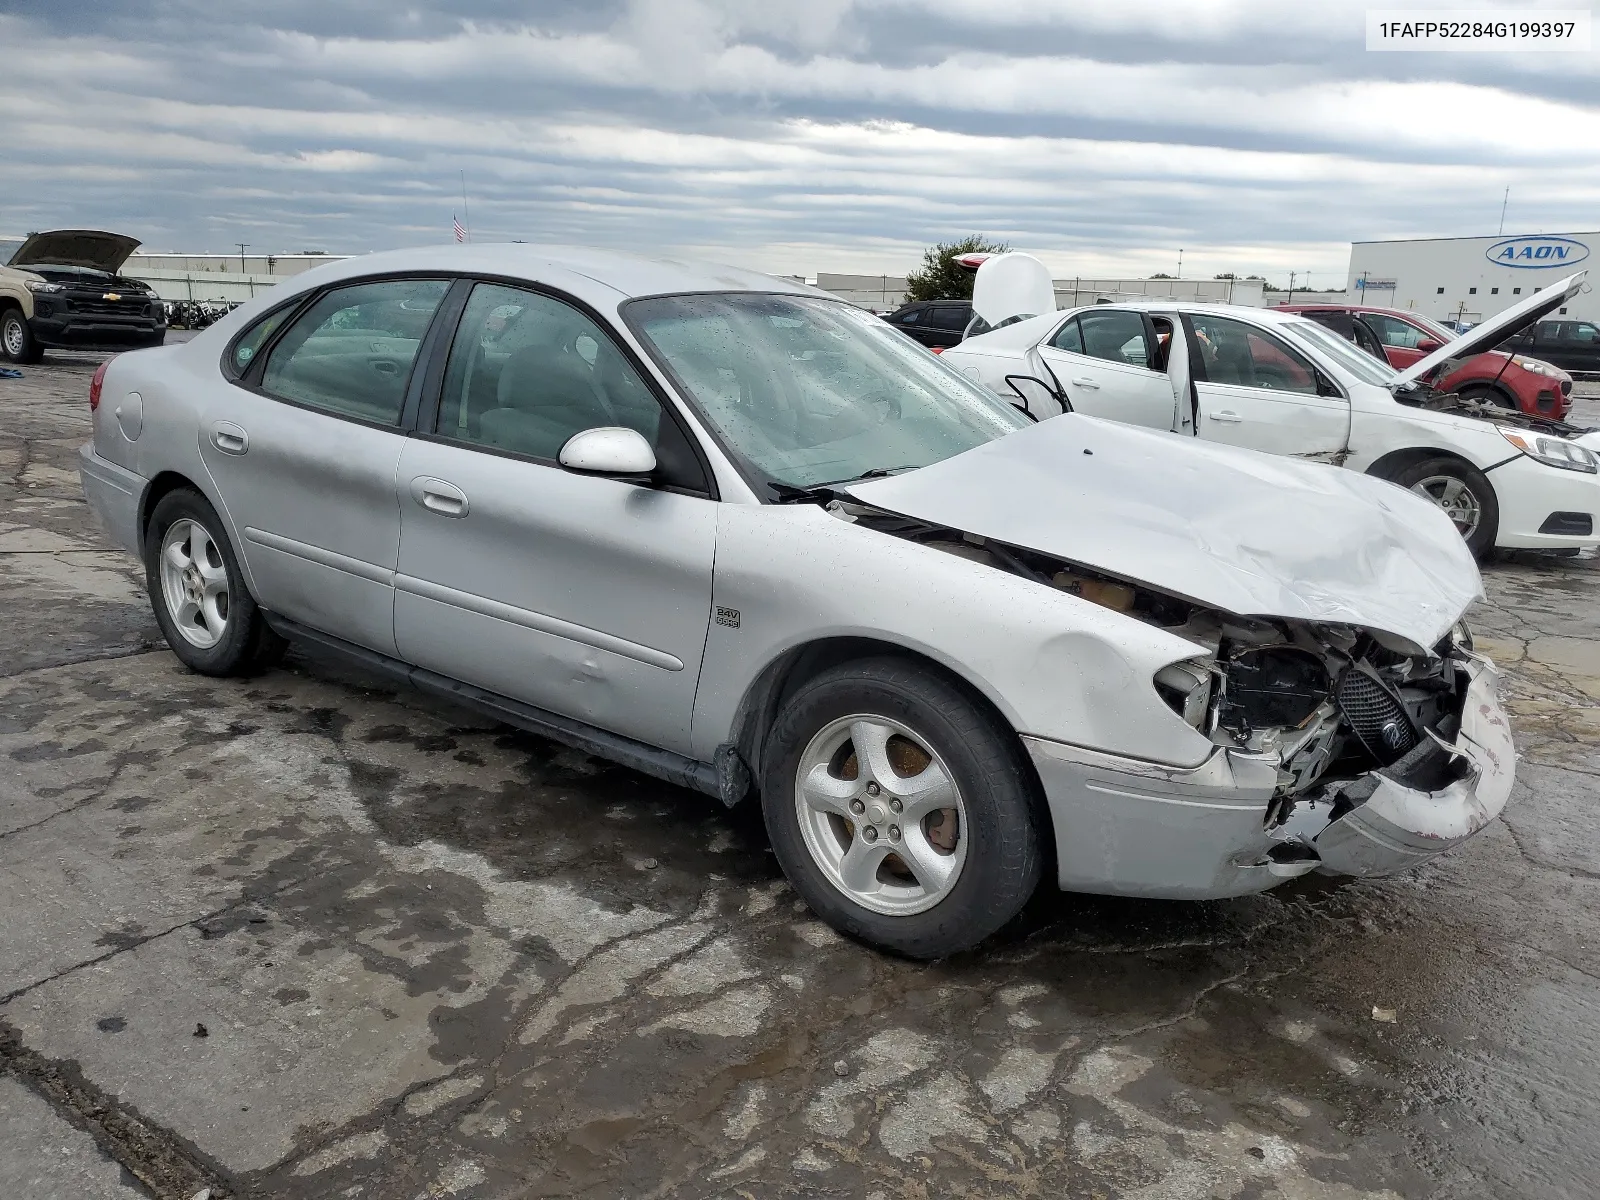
[866,782,880,796]
[888,825,901,842]
[889,798,902,814]
[849,799,865,815]
[863,826,878,843]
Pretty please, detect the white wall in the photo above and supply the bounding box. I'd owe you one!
[1348,233,1597,326]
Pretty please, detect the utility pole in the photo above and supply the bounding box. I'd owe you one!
[1288,270,1296,304]
[235,243,249,273]
[1498,187,1510,235]
[1176,249,1183,279]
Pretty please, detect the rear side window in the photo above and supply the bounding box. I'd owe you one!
[928,306,970,331]
[260,279,448,424]
[1077,310,1151,369]
[227,306,295,377]
[1050,316,1085,353]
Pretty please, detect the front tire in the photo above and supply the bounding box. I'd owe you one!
[1392,456,1499,561]
[1454,383,1517,412]
[1,308,42,364]
[144,489,284,675]
[760,658,1042,959]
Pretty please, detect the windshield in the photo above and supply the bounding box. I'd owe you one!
[1280,319,1399,388]
[625,293,1029,491]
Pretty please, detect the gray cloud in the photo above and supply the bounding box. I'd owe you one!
[1,0,1596,281]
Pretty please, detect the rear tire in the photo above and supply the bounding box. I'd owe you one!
[760,657,1042,959]
[144,489,285,675]
[1,308,42,364]
[1391,456,1499,562]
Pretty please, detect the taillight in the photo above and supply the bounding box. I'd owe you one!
[89,359,111,411]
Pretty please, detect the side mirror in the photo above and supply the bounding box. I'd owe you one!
[1004,374,1067,420]
[558,427,657,478]
[1416,338,1443,353]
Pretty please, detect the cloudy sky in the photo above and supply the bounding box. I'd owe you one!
[2,0,1597,283]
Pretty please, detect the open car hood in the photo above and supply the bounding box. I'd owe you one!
[1392,270,1587,385]
[7,230,141,273]
[846,416,1482,649]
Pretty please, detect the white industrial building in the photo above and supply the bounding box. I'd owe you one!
[1348,232,1596,326]
[815,272,1270,312]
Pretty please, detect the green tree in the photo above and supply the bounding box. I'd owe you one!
[1149,273,1175,280]
[904,235,1010,302]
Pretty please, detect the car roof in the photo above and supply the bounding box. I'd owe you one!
[1088,298,1307,325]
[262,244,825,311]
[1275,303,1419,318]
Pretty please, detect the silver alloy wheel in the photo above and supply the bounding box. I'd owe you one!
[159,518,230,649]
[793,714,968,916]
[2,316,23,358]
[1411,474,1482,539]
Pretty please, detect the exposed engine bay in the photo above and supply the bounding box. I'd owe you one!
[835,501,1477,852]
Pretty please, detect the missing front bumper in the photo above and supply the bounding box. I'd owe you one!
[1024,653,1515,899]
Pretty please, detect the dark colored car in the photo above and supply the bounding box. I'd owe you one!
[1277,304,1573,419]
[883,299,972,351]
[1501,319,1600,375]
[0,230,167,363]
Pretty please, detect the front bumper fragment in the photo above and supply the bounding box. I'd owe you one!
[1023,652,1514,899]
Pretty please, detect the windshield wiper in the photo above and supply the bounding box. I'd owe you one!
[767,466,919,505]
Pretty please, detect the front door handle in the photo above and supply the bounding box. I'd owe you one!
[1070,377,1102,389]
[1208,410,1243,424]
[210,421,248,455]
[410,476,469,518]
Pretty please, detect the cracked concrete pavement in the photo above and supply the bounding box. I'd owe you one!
[1,350,1598,1199]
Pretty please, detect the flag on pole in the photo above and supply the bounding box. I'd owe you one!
[453,215,467,243]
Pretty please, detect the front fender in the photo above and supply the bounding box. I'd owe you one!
[690,504,1215,768]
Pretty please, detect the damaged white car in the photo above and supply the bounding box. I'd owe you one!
[942,261,1595,560]
[79,246,1512,959]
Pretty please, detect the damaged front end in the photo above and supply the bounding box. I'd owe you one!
[844,504,1514,898]
[1147,607,1513,884]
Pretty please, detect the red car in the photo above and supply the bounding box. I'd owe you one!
[1276,304,1573,418]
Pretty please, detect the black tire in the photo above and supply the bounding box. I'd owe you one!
[1,308,42,364]
[144,488,285,675]
[760,657,1043,959]
[1390,456,1499,562]
[1455,383,1516,411]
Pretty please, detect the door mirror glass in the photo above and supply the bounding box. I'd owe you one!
[559,426,657,477]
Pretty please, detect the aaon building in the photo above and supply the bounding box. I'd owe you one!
[1347,232,1596,327]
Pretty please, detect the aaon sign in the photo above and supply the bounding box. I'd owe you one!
[1485,235,1590,269]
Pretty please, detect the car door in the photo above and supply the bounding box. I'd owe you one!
[392,280,717,755]
[1546,320,1600,371]
[1038,309,1176,429]
[201,277,451,656]
[918,303,970,350]
[1185,313,1349,458]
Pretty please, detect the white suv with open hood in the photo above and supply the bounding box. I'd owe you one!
[941,263,1594,559]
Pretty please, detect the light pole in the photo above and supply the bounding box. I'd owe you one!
[236,243,249,274]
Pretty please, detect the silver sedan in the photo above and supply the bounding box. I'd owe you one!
[79,246,1512,958]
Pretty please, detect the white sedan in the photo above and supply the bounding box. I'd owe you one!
[80,245,1509,957]
[941,265,1594,560]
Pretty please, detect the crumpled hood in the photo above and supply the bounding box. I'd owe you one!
[846,415,1482,649]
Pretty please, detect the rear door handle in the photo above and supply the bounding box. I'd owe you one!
[1070,377,1101,389]
[410,476,469,518]
[210,421,248,454]
[1208,410,1243,424]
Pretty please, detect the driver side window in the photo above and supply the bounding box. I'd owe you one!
[434,283,662,462]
